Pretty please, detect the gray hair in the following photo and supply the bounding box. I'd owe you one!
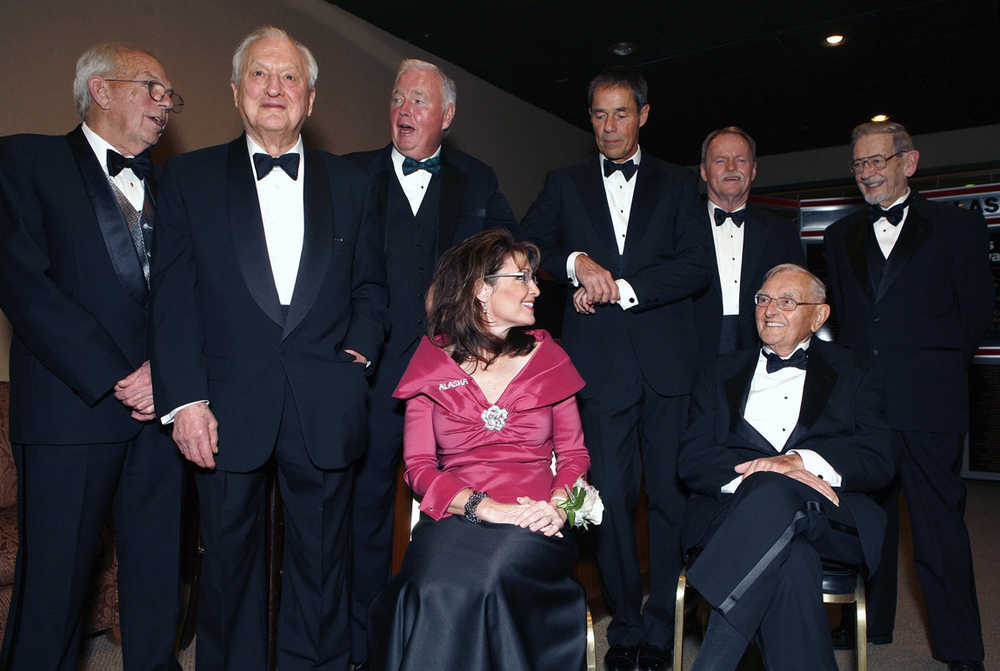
[850,120,914,155]
[763,263,826,302]
[73,43,152,120]
[232,26,318,90]
[395,58,457,110]
[700,126,758,165]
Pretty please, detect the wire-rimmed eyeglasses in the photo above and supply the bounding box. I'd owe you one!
[849,151,903,174]
[484,272,538,285]
[753,293,825,311]
[104,78,185,111]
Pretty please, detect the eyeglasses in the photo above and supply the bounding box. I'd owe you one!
[849,151,903,174]
[103,79,185,112]
[484,271,538,285]
[753,293,825,311]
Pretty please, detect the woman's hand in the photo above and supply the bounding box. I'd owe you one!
[514,497,568,537]
[475,497,567,537]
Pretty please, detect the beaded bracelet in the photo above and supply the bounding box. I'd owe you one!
[464,490,489,524]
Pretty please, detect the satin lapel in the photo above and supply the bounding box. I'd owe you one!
[724,352,758,432]
[876,205,930,302]
[227,137,283,327]
[724,353,775,453]
[705,210,724,310]
[784,346,837,450]
[737,208,761,309]
[284,148,333,340]
[621,160,655,259]
[845,215,874,302]
[570,160,617,256]
[65,126,147,305]
[437,154,462,254]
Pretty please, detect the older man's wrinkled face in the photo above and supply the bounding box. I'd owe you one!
[390,68,454,160]
[101,51,174,156]
[853,132,917,208]
[231,36,314,150]
[701,133,756,207]
[755,270,829,357]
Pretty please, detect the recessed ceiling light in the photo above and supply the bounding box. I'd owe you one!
[871,114,890,122]
[825,34,845,46]
[609,42,636,57]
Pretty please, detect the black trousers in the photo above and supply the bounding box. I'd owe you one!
[687,473,867,671]
[866,430,984,662]
[195,383,354,671]
[1,423,183,671]
[349,350,409,663]
[579,381,688,649]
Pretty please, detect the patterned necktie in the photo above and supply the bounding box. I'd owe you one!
[714,207,747,227]
[253,152,300,180]
[603,159,637,181]
[401,155,441,176]
[764,347,808,374]
[107,149,152,181]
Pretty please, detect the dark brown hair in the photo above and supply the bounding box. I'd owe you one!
[426,228,540,367]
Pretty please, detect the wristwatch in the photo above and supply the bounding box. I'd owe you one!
[464,490,489,524]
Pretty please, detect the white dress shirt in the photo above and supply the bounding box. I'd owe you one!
[81,122,145,211]
[390,145,440,216]
[566,147,640,311]
[708,200,746,316]
[248,135,304,306]
[873,188,911,259]
[721,340,842,493]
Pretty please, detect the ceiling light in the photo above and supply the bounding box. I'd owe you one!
[871,114,889,122]
[609,42,636,57]
[825,34,845,46]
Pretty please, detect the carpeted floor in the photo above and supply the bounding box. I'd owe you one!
[81,480,998,670]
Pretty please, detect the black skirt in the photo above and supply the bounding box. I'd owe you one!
[368,515,587,671]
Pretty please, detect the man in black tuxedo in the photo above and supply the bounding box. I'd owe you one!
[679,263,894,671]
[521,68,711,671]
[693,127,804,358]
[0,43,183,671]
[149,27,386,671]
[344,59,516,667]
[824,121,991,671]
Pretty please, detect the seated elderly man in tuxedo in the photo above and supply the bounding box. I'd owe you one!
[677,263,895,671]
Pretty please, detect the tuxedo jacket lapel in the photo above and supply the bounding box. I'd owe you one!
[845,216,875,303]
[66,126,148,305]
[227,136,283,328]
[785,346,837,449]
[621,161,655,259]
[284,147,333,339]
[571,160,617,257]
[437,154,463,255]
[724,352,758,437]
[877,206,930,302]
[726,358,778,454]
[738,209,762,307]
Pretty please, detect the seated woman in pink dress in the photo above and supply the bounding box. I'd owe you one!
[368,229,591,671]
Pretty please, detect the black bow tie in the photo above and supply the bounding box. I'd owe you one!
[253,152,300,180]
[107,150,152,181]
[402,155,441,176]
[764,347,809,374]
[603,159,637,181]
[714,207,747,227]
[868,196,910,226]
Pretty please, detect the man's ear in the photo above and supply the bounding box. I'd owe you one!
[89,76,111,111]
[811,303,831,333]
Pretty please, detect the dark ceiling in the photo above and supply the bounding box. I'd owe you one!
[332,0,998,165]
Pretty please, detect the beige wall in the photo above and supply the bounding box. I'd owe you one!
[0,0,594,381]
